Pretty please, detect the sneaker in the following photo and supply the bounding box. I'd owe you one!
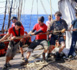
[21,54,24,60]
[7,63,11,67]
[47,53,51,59]
[68,55,73,58]
[3,63,11,70]
[42,53,45,60]
[55,52,61,61]
[20,58,28,66]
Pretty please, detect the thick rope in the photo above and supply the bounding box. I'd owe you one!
[1,29,76,42]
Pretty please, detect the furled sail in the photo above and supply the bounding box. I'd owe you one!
[58,0,76,56]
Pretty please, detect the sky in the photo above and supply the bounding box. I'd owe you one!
[0,0,58,14]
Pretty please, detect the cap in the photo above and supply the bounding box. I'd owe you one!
[38,16,44,22]
[11,16,18,20]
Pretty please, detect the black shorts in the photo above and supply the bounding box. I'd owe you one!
[50,34,64,45]
[27,40,48,52]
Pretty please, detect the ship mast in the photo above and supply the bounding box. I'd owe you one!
[7,0,13,30]
[2,0,7,33]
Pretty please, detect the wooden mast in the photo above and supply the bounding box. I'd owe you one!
[7,0,13,30]
[2,0,7,33]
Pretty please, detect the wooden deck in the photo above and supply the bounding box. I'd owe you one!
[0,46,77,70]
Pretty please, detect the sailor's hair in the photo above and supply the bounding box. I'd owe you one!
[15,21,22,26]
[48,15,51,17]
[55,11,62,17]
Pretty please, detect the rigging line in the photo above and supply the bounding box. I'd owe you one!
[29,0,34,32]
[18,0,21,20]
[7,0,10,13]
[12,0,16,13]
[36,0,38,19]
[2,0,7,32]
[19,0,23,20]
[40,0,48,16]
[47,0,56,13]
[16,0,19,15]
[50,0,52,19]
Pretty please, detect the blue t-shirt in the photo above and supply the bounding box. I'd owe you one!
[72,19,77,32]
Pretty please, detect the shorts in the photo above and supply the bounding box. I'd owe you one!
[27,40,48,52]
[50,34,64,45]
[6,41,20,57]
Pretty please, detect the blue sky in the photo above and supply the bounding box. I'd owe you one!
[0,0,58,14]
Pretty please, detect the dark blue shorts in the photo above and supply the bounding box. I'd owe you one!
[49,34,64,45]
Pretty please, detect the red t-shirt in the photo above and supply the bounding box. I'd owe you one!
[8,27,24,42]
[11,23,24,30]
[33,23,47,40]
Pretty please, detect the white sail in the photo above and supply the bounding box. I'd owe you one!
[58,0,76,56]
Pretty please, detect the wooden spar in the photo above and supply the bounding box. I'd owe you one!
[2,0,7,33]
[7,0,13,30]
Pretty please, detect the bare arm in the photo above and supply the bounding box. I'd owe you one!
[0,32,10,41]
[69,25,73,30]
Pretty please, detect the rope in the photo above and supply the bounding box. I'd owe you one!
[29,0,34,32]
[17,0,20,20]
[19,0,23,20]
[16,0,19,15]
[12,0,17,14]
[40,0,48,16]
[47,0,56,13]
[0,31,61,42]
[1,28,76,42]
[50,0,52,19]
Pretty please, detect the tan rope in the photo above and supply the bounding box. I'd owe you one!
[2,29,76,42]
[50,0,52,20]
[47,0,56,14]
